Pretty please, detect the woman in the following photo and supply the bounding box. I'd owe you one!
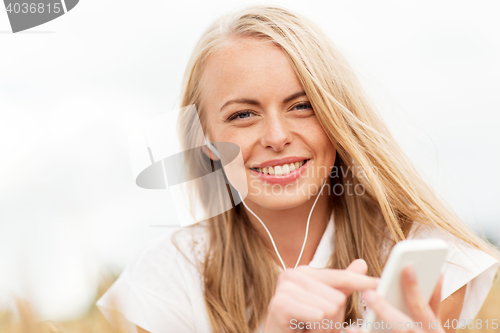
[97,5,499,333]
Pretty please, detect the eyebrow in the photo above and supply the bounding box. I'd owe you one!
[219,91,307,112]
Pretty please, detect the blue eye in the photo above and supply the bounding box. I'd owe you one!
[228,111,255,121]
[237,112,252,118]
[294,102,313,111]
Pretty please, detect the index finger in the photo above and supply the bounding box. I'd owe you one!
[296,267,378,294]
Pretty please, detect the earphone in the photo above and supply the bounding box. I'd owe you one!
[205,135,221,159]
[205,135,328,270]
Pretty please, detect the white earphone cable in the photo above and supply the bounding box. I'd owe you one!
[294,180,327,269]
[238,180,327,271]
[238,194,288,271]
[205,136,328,270]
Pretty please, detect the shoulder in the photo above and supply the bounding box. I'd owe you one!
[96,222,211,333]
[122,222,210,297]
[170,222,210,272]
[406,222,499,282]
[407,222,499,321]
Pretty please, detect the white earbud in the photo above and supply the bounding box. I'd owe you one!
[205,135,221,159]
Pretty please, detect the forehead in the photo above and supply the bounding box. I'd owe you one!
[201,37,303,105]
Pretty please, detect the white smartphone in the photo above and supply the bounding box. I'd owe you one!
[362,239,449,333]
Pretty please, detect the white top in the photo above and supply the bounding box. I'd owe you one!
[97,215,499,333]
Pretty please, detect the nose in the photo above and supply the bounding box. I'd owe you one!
[260,114,293,152]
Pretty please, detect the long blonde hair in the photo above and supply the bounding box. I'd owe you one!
[175,5,499,333]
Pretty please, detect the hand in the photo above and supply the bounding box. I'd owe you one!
[347,265,444,333]
[263,259,378,333]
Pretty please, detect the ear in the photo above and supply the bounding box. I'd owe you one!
[201,145,221,161]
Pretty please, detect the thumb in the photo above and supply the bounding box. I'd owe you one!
[346,259,368,275]
[429,273,443,318]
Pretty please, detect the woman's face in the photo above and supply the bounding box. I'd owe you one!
[201,37,336,211]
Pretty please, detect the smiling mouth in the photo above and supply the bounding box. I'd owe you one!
[250,159,309,176]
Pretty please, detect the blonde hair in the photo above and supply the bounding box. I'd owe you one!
[175,5,499,333]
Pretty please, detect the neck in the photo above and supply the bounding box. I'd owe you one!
[242,188,331,269]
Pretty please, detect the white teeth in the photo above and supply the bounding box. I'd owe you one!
[282,164,290,175]
[256,160,307,175]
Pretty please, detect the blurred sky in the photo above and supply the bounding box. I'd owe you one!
[1,0,499,322]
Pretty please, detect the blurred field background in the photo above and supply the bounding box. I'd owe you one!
[0,271,121,333]
[0,271,498,332]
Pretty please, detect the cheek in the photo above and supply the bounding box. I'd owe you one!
[323,140,337,166]
[216,130,255,162]
[303,120,335,158]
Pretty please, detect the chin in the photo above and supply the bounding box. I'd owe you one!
[243,180,323,211]
[245,193,308,211]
